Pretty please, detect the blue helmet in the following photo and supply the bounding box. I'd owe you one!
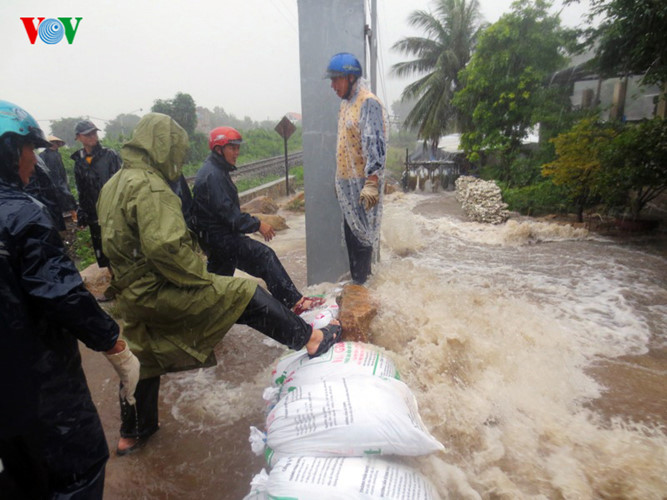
[326,52,362,78]
[0,100,51,148]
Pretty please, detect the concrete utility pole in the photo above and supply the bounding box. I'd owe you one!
[369,0,377,95]
[297,0,366,285]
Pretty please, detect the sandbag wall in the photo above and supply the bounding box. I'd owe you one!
[244,341,444,499]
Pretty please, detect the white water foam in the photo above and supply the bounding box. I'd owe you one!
[373,192,667,498]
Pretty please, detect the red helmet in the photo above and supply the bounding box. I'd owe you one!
[209,126,243,151]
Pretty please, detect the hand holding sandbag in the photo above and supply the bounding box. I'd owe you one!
[104,340,140,404]
[359,177,379,210]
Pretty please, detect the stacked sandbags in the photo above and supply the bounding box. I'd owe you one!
[244,341,443,500]
[244,456,441,499]
[455,175,510,224]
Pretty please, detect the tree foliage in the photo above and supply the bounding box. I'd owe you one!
[542,118,618,221]
[454,0,574,176]
[49,117,85,147]
[392,0,485,151]
[206,106,258,131]
[151,92,197,136]
[599,118,667,219]
[582,0,667,85]
[104,113,141,141]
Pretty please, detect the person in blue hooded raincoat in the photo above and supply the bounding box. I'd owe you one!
[0,100,140,499]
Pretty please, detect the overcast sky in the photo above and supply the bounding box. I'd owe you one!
[2,0,591,134]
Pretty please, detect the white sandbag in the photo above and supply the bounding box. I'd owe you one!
[270,341,400,390]
[257,456,441,500]
[242,468,269,500]
[270,348,307,386]
[299,300,339,329]
[265,375,444,466]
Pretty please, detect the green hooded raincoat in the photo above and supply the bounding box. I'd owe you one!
[97,113,257,378]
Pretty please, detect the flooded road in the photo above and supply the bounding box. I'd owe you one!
[82,191,667,499]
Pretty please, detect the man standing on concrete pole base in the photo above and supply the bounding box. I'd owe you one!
[326,52,387,285]
[71,119,121,270]
[192,126,325,315]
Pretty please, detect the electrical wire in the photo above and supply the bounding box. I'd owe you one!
[365,0,389,107]
[271,0,298,33]
[375,2,389,107]
[277,0,298,26]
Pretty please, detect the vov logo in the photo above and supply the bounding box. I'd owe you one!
[20,17,83,45]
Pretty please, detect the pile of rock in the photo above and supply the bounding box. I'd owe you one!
[455,175,510,224]
[240,195,289,231]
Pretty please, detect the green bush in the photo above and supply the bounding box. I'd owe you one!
[542,119,618,221]
[386,146,408,181]
[598,118,667,219]
[500,180,571,216]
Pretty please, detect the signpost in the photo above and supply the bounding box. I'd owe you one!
[274,116,297,196]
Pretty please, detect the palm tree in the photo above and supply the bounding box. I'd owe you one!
[392,0,485,152]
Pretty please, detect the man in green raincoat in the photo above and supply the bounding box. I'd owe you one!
[97,113,341,455]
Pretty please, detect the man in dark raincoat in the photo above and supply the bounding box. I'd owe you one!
[0,100,140,499]
[97,113,342,455]
[39,135,77,219]
[192,126,324,315]
[71,119,121,269]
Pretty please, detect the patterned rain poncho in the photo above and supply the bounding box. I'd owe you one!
[335,77,388,249]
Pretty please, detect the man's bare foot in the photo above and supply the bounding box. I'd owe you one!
[292,296,326,315]
[116,436,140,456]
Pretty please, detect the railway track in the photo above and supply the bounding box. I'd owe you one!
[185,150,303,182]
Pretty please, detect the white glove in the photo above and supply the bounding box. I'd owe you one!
[359,178,379,210]
[104,340,140,404]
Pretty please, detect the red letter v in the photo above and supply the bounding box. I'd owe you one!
[20,17,45,44]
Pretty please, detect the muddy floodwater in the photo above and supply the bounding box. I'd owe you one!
[81,191,667,499]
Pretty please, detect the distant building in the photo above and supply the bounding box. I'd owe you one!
[550,51,664,122]
[285,112,302,124]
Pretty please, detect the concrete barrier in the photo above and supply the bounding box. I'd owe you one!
[238,175,296,205]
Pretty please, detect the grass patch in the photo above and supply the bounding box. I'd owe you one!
[73,228,97,270]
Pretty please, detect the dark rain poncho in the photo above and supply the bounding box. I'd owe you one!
[0,176,118,492]
[39,147,77,213]
[71,143,120,227]
[97,113,257,379]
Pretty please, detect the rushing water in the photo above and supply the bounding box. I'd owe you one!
[91,191,666,499]
[375,192,667,499]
